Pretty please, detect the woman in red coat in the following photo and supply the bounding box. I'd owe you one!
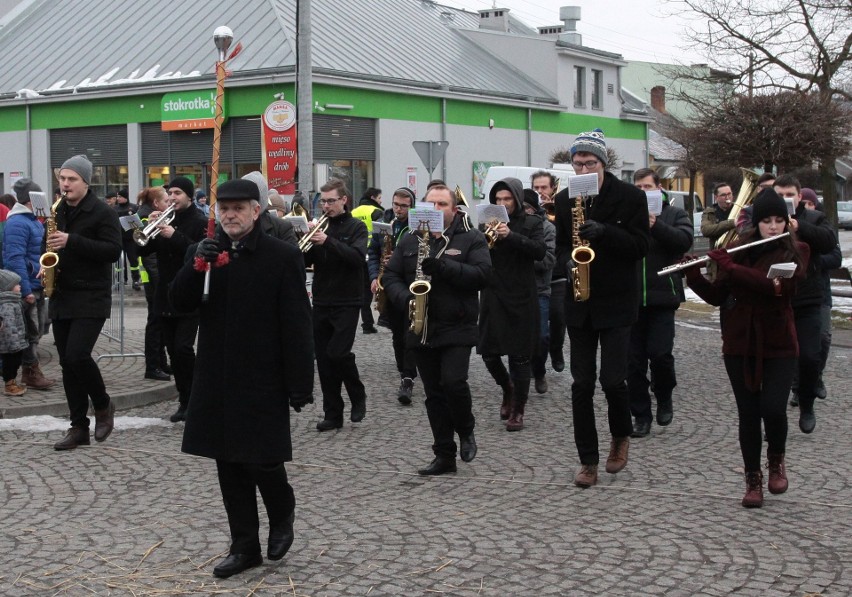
[685,189,809,508]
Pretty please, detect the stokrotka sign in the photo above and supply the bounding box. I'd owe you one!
[262,100,298,194]
[161,90,223,131]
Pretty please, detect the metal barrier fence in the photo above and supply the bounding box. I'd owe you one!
[96,252,144,362]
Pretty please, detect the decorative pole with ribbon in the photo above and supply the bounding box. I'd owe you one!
[198,25,243,301]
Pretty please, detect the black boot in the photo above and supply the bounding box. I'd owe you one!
[169,403,188,423]
[397,377,413,405]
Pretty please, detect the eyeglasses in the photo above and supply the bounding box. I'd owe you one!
[572,160,600,170]
[318,197,341,205]
[392,202,411,209]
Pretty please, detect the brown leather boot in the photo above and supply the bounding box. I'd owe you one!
[4,379,26,396]
[574,464,598,488]
[605,436,629,473]
[93,401,115,442]
[21,363,56,390]
[767,453,788,494]
[742,471,764,508]
[499,381,514,420]
[54,427,90,451]
[505,399,526,431]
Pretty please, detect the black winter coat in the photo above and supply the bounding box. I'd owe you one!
[49,190,122,320]
[382,214,491,348]
[478,177,546,356]
[303,211,367,307]
[171,224,314,463]
[138,203,208,317]
[790,204,836,308]
[640,200,694,308]
[554,171,650,329]
[260,211,298,246]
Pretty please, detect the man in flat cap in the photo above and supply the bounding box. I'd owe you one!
[50,154,123,450]
[170,178,314,578]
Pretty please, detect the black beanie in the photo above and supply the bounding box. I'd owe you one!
[752,188,789,224]
[168,176,195,199]
[523,188,540,211]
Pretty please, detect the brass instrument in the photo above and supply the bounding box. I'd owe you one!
[570,194,595,302]
[297,214,330,253]
[40,193,65,298]
[542,201,556,222]
[483,219,500,249]
[133,204,176,246]
[454,185,470,209]
[288,201,308,218]
[374,223,395,314]
[715,168,759,248]
[658,232,790,276]
[408,222,432,337]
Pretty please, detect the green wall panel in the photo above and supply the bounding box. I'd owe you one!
[30,95,162,129]
[0,105,26,132]
[533,111,646,140]
[446,100,528,130]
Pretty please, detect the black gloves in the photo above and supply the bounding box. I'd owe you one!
[195,238,220,262]
[578,220,605,241]
[421,257,443,276]
[289,393,314,413]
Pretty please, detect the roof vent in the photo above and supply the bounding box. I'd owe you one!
[557,6,582,45]
[479,8,510,33]
[538,25,564,36]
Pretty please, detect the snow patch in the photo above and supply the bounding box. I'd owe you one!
[0,415,171,433]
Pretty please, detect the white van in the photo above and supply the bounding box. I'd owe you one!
[666,191,704,237]
[478,166,573,202]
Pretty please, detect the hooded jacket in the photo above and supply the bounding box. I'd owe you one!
[2,202,45,296]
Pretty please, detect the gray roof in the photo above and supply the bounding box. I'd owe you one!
[648,129,685,162]
[0,0,555,102]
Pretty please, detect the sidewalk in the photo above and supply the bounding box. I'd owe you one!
[0,292,177,419]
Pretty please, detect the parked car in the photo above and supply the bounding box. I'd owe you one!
[838,201,852,230]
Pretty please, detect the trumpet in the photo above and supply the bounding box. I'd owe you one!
[297,214,330,253]
[657,232,789,276]
[133,205,176,246]
[483,218,501,249]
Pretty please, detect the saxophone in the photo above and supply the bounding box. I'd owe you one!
[373,224,394,315]
[40,193,65,298]
[408,223,432,338]
[570,194,595,302]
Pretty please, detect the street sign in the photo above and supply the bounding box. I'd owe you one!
[412,141,449,177]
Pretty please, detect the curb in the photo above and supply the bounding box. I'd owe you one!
[0,385,177,419]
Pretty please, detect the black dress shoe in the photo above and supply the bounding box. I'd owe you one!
[631,419,651,438]
[799,407,816,434]
[459,432,477,463]
[656,398,673,426]
[268,511,295,560]
[316,419,343,431]
[351,400,366,422]
[362,324,378,334]
[145,368,171,381]
[551,357,565,372]
[169,404,187,423]
[417,457,457,476]
[212,553,263,578]
[161,363,173,375]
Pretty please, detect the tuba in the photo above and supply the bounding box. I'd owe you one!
[40,193,65,298]
[408,222,432,338]
[297,214,330,253]
[715,168,759,248]
[570,194,595,302]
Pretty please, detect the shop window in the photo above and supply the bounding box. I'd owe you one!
[315,159,374,205]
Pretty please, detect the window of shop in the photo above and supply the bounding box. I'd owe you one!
[50,125,128,198]
[317,159,374,200]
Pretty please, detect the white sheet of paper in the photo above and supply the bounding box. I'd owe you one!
[28,192,51,217]
[408,208,444,233]
[568,173,599,197]
[119,214,144,232]
[784,199,795,215]
[767,262,797,279]
[372,221,392,235]
[416,201,435,210]
[476,203,510,224]
[285,215,310,234]
[646,190,663,216]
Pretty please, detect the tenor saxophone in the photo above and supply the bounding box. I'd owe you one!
[40,193,65,298]
[570,194,595,302]
[408,223,431,338]
[374,225,394,315]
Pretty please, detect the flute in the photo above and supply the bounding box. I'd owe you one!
[657,232,790,276]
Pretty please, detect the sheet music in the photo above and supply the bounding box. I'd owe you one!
[285,215,310,234]
[28,192,51,217]
[476,203,509,224]
[568,173,599,198]
[119,214,143,232]
[408,208,444,233]
[372,221,392,235]
[767,262,797,279]
[646,190,663,216]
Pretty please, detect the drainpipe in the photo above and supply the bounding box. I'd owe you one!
[25,102,32,177]
[441,98,447,182]
[527,108,532,166]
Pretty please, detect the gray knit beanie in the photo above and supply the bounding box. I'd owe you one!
[0,269,21,291]
[241,171,269,211]
[570,128,608,166]
[12,177,41,204]
[60,154,93,185]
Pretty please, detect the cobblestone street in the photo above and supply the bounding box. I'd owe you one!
[1,302,850,595]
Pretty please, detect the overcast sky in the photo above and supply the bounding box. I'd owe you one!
[438,0,708,64]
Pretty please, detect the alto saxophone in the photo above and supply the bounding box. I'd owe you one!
[40,193,65,298]
[374,225,394,315]
[570,194,595,302]
[408,223,432,338]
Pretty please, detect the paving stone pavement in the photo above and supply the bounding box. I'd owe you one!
[0,296,850,595]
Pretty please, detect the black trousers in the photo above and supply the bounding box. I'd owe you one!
[793,304,822,408]
[387,301,417,379]
[724,356,793,472]
[161,315,199,406]
[531,294,551,378]
[2,350,23,381]
[360,263,375,328]
[549,280,567,362]
[52,318,110,429]
[143,281,166,371]
[568,322,633,465]
[482,353,532,404]
[628,306,677,423]
[314,305,365,421]
[216,460,295,555]
[416,345,475,459]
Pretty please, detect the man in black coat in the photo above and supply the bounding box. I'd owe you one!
[49,154,123,451]
[628,169,694,438]
[478,177,546,432]
[303,178,369,431]
[170,179,314,579]
[553,129,650,488]
[241,171,298,246]
[138,176,208,422]
[113,187,142,290]
[382,184,491,475]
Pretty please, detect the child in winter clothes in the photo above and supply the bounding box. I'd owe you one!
[0,269,30,395]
